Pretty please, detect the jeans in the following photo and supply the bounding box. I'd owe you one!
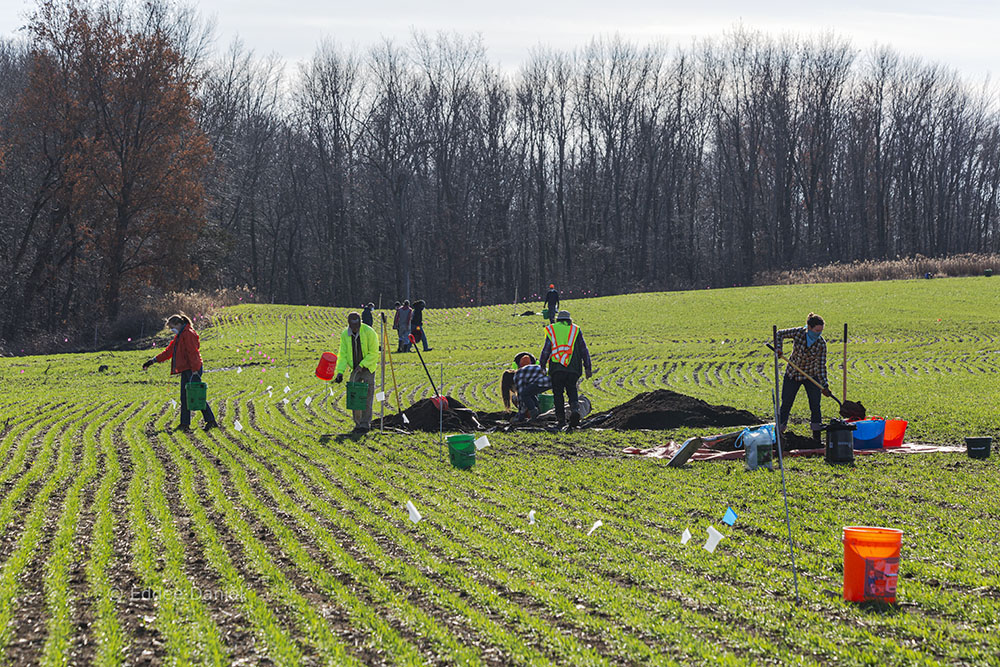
[349,367,376,428]
[778,376,823,432]
[398,326,411,352]
[413,325,430,351]
[517,381,548,416]
[180,368,216,427]
[546,306,557,323]
[550,370,580,422]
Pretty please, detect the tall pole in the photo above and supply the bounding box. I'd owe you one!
[843,322,848,401]
[773,324,801,604]
[380,314,387,432]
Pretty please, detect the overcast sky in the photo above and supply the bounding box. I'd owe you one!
[2,0,997,80]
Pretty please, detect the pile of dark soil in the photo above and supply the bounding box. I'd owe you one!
[382,397,487,432]
[781,430,822,450]
[385,389,763,434]
[583,389,762,431]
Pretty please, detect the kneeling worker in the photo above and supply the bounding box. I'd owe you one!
[511,354,551,423]
[541,310,592,429]
[334,311,379,433]
[501,352,535,411]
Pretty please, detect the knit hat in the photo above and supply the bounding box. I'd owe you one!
[556,310,571,321]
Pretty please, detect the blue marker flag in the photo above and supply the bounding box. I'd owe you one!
[723,507,737,526]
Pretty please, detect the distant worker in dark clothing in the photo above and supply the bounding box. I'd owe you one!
[396,300,413,352]
[361,303,375,327]
[411,300,432,351]
[545,284,560,323]
[391,301,401,336]
[501,352,535,411]
[540,310,592,429]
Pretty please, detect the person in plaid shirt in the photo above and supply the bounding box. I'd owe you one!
[775,313,832,442]
[512,356,552,423]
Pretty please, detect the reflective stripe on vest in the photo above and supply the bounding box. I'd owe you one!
[545,323,579,367]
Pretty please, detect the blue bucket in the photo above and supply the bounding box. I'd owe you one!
[852,419,886,450]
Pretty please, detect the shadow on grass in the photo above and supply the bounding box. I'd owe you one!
[319,432,366,444]
[856,599,903,616]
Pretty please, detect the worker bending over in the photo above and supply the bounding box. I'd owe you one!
[540,310,592,429]
[334,311,379,433]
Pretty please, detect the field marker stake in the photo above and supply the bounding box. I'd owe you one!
[380,314,387,433]
[773,324,801,604]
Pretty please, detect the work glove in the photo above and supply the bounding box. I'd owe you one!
[142,359,154,370]
[334,373,343,383]
[822,387,832,398]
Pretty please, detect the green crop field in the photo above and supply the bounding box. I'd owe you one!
[1,277,999,665]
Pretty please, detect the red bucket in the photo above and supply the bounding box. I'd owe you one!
[315,352,338,381]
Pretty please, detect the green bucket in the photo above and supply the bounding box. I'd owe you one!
[185,381,207,411]
[346,381,369,411]
[538,393,554,413]
[447,434,476,469]
[541,308,549,320]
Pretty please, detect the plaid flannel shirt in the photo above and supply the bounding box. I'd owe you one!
[775,327,828,388]
[514,364,552,395]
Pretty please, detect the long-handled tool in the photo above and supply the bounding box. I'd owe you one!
[766,343,866,419]
[382,323,403,416]
[410,334,448,410]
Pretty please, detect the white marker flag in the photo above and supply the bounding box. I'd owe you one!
[375,391,386,403]
[282,398,289,405]
[475,435,490,450]
[170,399,177,409]
[402,414,410,424]
[237,367,242,374]
[704,525,724,553]
[304,396,312,406]
[234,420,243,432]
[406,500,422,524]
[284,386,290,393]
[528,510,536,525]
[681,528,692,545]
[587,520,603,536]
[285,372,289,379]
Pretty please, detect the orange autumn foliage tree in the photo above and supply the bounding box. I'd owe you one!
[26,0,212,319]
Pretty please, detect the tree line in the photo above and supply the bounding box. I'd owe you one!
[3,0,999,343]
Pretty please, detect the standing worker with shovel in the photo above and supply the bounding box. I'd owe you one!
[541,310,593,429]
[334,312,379,433]
[775,313,832,444]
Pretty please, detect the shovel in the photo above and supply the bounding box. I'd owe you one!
[410,334,448,410]
[766,344,866,419]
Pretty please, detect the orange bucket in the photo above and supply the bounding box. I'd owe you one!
[882,419,907,448]
[315,352,338,381]
[843,526,902,603]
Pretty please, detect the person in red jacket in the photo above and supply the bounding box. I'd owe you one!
[142,313,218,432]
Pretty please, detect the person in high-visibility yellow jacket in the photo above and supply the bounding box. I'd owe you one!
[334,312,380,432]
[540,310,592,429]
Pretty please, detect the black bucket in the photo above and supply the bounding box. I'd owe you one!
[966,437,992,460]
[826,419,856,465]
